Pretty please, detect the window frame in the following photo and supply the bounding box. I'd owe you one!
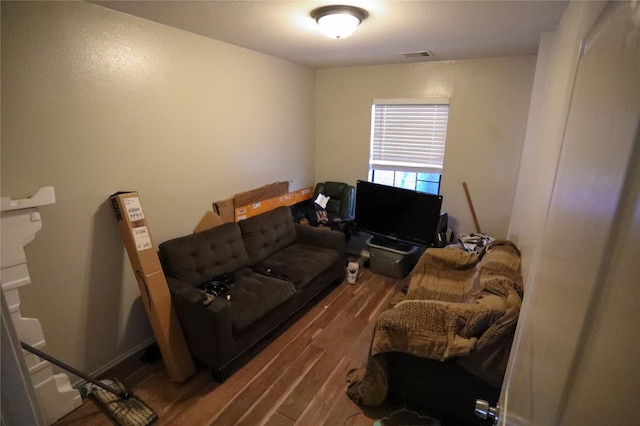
[369,98,450,194]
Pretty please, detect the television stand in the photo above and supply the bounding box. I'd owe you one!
[368,235,416,254]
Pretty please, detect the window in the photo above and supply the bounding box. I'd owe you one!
[369,99,449,194]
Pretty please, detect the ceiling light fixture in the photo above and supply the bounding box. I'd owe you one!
[311,5,368,39]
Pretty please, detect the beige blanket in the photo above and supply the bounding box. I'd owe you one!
[346,240,523,406]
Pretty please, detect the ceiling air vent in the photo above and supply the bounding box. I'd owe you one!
[401,51,432,59]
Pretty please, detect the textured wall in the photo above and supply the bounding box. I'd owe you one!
[315,56,536,238]
[1,1,315,374]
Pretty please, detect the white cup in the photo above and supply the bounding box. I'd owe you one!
[346,261,359,284]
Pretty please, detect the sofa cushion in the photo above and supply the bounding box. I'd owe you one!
[238,206,297,265]
[228,267,296,334]
[158,222,249,287]
[251,243,342,290]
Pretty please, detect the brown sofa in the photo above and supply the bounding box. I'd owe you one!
[158,206,345,379]
[347,240,523,424]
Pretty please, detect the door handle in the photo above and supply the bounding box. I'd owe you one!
[475,399,500,425]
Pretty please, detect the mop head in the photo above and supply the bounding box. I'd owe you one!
[89,378,158,426]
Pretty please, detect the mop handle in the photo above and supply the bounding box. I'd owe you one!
[462,182,482,234]
[20,341,130,399]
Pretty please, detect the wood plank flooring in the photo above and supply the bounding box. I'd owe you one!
[53,267,446,426]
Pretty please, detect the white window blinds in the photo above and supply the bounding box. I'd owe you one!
[370,99,450,173]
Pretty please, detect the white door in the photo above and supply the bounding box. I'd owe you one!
[494,3,640,425]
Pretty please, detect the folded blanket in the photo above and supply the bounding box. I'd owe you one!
[346,240,523,406]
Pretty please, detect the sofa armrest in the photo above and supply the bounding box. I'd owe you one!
[166,277,234,368]
[295,223,346,253]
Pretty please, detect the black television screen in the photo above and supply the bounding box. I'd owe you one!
[355,180,443,248]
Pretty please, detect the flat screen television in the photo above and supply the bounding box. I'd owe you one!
[355,180,443,249]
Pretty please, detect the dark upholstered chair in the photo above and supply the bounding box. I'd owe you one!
[313,181,355,237]
[313,181,355,223]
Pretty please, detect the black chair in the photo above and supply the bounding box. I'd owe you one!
[312,181,355,237]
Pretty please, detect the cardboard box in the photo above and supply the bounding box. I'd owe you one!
[212,197,235,223]
[233,181,289,207]
[109,192,196,383]
[193,210,224,233]
[235,187,313,221]
[213,181,289,223]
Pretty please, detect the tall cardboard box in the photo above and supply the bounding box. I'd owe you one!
[109,192,195,382]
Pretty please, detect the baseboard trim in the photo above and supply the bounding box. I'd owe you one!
[70,337,157,386]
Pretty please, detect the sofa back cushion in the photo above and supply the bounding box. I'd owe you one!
[238,206,296,265]
[478,240,523,298]
[158,222,249,287]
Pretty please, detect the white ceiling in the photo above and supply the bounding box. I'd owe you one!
[93,0,568,68]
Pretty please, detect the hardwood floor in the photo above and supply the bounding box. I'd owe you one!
[53,267,444,426]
